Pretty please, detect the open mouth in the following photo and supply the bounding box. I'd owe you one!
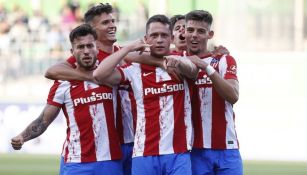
[179,34,185,40]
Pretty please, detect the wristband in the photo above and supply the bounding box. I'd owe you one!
[205,65,215,76]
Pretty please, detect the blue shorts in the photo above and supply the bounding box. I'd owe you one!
[132,152,191,175]
[59,157,123,175]
[121,142,133,175]
[191,149,243,175]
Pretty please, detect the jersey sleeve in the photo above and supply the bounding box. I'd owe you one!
[222,55,238,80]
[66,55,77,68]
[47,81,65,107]
[117,63,135,84]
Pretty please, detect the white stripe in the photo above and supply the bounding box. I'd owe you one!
[93,103,111,161]
[199,87,213,148]
[183,80,193,150]
[64,85,82,162]
[159,95,174,154]
[119,90,135,143]
[225,102,238,149]
[123,64,146,157]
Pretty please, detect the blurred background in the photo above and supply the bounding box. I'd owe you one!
[0,0,307,174]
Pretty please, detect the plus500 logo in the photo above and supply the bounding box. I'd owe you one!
[73,92,113,106]
[144,84,184,95]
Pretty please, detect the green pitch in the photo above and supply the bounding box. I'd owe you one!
[0,154,307,175]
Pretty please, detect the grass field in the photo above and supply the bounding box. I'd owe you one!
[0,154,307,175]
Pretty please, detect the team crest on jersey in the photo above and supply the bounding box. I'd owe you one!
[210,58,219,68]
[227,65,237,75]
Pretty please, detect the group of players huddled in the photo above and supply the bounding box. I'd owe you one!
[11,3,242,175]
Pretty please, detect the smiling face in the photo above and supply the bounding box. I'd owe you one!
[71,34,98,70]
[185,20,213,56]
[145,22,171,58]
[90,12,117,44]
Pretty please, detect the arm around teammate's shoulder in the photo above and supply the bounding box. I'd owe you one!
[93,39,150,85]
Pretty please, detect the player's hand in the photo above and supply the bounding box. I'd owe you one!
[212,45,229,57]
[163,55,183,81]
[164,55,181,68]
[126,38,151,54]
[188,55,206,68]
[11,135,24,150]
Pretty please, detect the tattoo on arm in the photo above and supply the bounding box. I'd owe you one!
[21,110,53,142]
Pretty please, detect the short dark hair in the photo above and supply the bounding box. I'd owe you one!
[69,24,97,43]
[84,3,113,23]
[170,14,185,31]
[185,10,213,25]
[146,14,171,33]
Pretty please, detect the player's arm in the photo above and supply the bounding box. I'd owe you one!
[45,61,93,81]
[164,55,199,80]
[93,39,149,86]
[124,52,164,68]
[211,45,230,57]
[11,104,61,150]
[190,56,239,104]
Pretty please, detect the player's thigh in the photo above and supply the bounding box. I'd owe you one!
[94,160,123,175]
[121,143,133,175]
[132,156,160,175]
[61,161,94,175]
[190,149,214,175]
[217,149,243,175]
[164,152,192,175]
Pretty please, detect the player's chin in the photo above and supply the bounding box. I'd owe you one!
[108,37,117,43]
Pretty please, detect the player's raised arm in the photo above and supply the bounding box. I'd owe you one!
[93,39,150,85]
[11,104,60,150]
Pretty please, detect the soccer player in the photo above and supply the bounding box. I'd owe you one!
[170,14,186,55]
[184,10,243,175]
[11,24,123,175]
[44,3,136,175]
[93,14,198,175]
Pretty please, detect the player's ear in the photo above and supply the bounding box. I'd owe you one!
[208,31,214,39]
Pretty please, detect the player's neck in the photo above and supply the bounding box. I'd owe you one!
[188,48,210,57]
[96,41,114,53]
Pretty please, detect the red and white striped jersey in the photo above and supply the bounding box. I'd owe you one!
[116,82,137,144]
[66,46,136,144]
[191,54,239,149]
[118,63,193,157]
[47,80,122,163]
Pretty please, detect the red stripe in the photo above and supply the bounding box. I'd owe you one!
[190,82,204,148]
[211,64,227,148]
[47,81,61,102]
[172,82,187,152]
[104,93,122,160]
[116,92,124,144]
[70,83,96,162]
[142,66,160,155]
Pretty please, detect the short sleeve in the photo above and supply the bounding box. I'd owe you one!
[223,55,238,80]
[47,81,65,107]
